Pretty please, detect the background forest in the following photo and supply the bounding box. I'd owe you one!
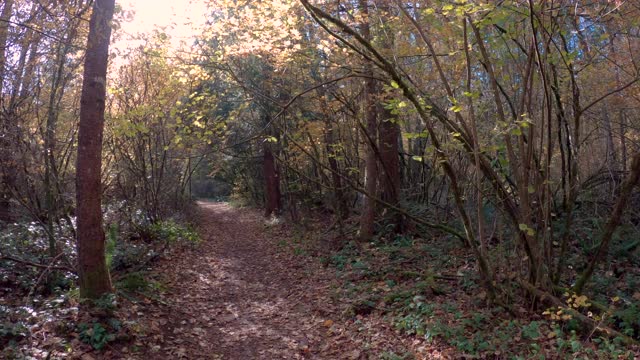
[2,0,640,358]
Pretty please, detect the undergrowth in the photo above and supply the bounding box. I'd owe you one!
[0,204,200,358]
[311,217,640,359]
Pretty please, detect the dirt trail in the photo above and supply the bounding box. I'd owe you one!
[142,202,352,359]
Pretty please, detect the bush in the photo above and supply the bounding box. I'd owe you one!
[147,220,199,244]
[78,321,117,350]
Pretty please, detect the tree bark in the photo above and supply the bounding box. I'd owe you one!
[602,107,617,175]
[45,40,71,257]
[76,0,115,299]
[325,118,348,221]
[0,0,14,223]
[0,0,13,93]
[358,0,378,242]
[378,106,402,232]
[263,140,281,217]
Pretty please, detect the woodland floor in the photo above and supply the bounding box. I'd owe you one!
[121,201,423,359]
[6,201,639,359]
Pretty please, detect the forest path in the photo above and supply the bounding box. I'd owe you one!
[141,201,356,359]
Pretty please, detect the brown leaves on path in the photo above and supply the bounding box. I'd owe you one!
[128,202,394,359]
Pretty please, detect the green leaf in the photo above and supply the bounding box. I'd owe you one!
[462,91,479,99]
[519,223,535,236]
[390,81,400,89]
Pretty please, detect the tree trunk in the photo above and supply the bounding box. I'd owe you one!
[379,101,402,233]
[620,112,627,173]
[76,0,115,300]
[263,140,281,217]
[602,107,617,174]
[0,0,13,93]
[0,0,14,223]
[325,118,349,220]
[19,30,41,100]
[45,40,70,257]
[358,0,378,242]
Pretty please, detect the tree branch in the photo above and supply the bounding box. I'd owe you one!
[0,253,75,273]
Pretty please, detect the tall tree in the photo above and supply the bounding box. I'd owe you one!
[0,0,14,222]
[358,0,378,242]
[0,0,13,93]
[263,135,282,217]
[376,9,402,233]
[76,0,116,299]
[379,105,402,232]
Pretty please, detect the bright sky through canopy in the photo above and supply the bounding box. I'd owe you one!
[114,0,209,52]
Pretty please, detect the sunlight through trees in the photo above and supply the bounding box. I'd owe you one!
[2,0,640,357]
